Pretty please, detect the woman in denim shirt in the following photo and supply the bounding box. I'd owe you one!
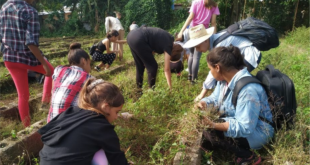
[196,46,274,165]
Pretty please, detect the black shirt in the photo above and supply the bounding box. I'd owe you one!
[97,40,107,52]
[141,27,174,55]
[38,106,128,165]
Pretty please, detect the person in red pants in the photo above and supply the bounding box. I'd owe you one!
[0,0,54,127]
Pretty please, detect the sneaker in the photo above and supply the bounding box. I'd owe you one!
[94,66,101,72]
[235,152,262,165]
[185,68,189,72]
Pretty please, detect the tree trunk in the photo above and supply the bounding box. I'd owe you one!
[292,0,300,31]
[230,0,242,24]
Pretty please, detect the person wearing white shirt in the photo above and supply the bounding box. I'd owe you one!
[105,12,125,61]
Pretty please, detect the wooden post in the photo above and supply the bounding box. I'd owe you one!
[292,0,300,31]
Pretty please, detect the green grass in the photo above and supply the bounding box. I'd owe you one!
[0,27,309,164]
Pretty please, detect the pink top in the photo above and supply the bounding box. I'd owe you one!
[189,0,220,28]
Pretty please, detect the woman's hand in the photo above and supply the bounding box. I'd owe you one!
[202,116,215,129]
[195,101,207,110]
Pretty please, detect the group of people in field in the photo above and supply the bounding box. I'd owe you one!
[0,0,273,164]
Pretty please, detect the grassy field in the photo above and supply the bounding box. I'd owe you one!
[0,27,309,164]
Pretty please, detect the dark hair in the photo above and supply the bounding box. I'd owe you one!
[78,78,124,116]
[106,30,119,39]
[132,21,136,24]
[170,44,184,61]
[207,46,245,71]
[68,43,90,65]
[204,0,217,8]
[174,32,184,42]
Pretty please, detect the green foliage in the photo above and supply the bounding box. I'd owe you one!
[11,129,16,139]
[124,0,172,31]
[40,11,92,37]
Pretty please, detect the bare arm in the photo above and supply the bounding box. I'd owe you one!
[210,14,217,33]
[114,40,127,44]
[203,117,229,131]
[195,89,208,102]
[28,45,52,76]
[177,12,194,39]
[103,39,119,54]
[164,51,172,89]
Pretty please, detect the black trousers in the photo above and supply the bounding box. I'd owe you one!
[202,129,252,158]
[127,30,158,88]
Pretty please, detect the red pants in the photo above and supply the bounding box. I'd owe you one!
[5,61,54,127]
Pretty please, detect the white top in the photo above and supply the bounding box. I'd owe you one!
[129,24,139,31]
[105,16,124,33]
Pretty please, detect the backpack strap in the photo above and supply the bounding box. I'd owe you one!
[232,76,275,128]
[213,32,230,47]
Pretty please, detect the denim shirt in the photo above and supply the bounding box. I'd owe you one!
[201,68,274,149]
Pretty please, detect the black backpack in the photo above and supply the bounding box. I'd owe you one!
[232,65,297,131]
[89,43,98,56]
[214,17,279,51]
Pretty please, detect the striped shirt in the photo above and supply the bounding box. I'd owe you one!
[0,0,42,66]
[47,66,92,122]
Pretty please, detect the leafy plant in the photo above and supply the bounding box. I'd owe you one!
[11,129,17,139]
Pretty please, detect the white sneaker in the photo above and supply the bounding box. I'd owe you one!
[185,68,189,72]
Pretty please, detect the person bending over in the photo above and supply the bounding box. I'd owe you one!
[47,43,92,122]
[127,26,180,90]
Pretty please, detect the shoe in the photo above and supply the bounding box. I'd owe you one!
[187,75,192,81]
[94,66,101,72]
[235,152,262,165]
[185,68,189,72]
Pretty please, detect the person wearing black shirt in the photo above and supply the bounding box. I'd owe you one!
[127,27,179,89]
[38,78,128,165]
[93,30,127,72]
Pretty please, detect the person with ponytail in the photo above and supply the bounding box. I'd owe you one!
[0,0,54,127]
[93,30,127,72]
[39,78,128,165]
[195,46,273,165]
[183,24,262,102]
[47,43,92,122]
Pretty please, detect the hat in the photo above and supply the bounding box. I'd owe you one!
[183,25,214,48]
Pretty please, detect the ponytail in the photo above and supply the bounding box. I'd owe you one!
[207,45,245,71]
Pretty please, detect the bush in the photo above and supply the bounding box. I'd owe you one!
[124,0,172,31]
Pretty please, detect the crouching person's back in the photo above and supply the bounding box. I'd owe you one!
[38,78,128,165]
[196,46,274,165]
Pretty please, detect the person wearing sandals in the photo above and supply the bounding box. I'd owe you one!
[93,30,126,72]
[195,46,273,165]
